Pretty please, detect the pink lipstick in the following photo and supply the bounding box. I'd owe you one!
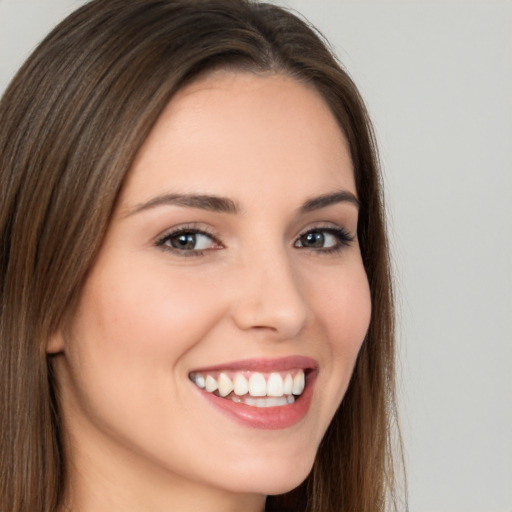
[189,356,318,429]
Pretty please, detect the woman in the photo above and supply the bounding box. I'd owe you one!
[0,0,404,511]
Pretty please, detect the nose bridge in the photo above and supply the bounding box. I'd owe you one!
[231,242,309,338]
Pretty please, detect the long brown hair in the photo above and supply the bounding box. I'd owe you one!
[0,1,405,510]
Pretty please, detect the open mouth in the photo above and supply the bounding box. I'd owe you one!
[189,368,309,408]
[189,358,318,429]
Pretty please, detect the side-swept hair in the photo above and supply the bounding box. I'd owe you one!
[0,1,404,510]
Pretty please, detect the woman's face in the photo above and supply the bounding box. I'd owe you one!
[50,71,371,506]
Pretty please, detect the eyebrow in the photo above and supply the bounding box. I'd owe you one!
[125,193,241,217]
[124,189,359,217]
[300,190,360,212]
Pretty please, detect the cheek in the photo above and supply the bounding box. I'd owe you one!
[78,260,223,364]
[59,260,235,469]
[62,259,226,425]
[307,259,371,391]
[316,261,371,343]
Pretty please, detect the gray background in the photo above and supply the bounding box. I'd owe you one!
[1,1,511,511]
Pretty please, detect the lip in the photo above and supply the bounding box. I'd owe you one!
[190,356,318,430]
[189,355,318,373]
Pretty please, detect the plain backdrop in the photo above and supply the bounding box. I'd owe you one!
[1,1,511,511]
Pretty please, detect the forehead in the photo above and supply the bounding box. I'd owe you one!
[122,71,355,210]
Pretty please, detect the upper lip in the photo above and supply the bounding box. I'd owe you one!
[189,356,318,374]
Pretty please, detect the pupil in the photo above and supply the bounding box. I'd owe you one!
[172,233,196,250]
[304,232,324,248]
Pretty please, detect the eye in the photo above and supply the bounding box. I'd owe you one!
[294,227,353,252]
[156,228,221,254]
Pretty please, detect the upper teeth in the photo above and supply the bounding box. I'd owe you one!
[190,369,306,398]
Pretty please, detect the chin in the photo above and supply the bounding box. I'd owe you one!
[218,450,316,496]
[256,472,310,496]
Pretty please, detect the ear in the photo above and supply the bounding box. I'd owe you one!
[46,330,66,354]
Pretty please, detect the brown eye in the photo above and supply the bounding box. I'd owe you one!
[159,230,219,253]
[299,231,325,248]
[294,227,353,251]
[170,233,198,250]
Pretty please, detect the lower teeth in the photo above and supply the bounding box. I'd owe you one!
[229,395,295,407]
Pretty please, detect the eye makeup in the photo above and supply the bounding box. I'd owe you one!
[154,221,354,258]
[155,224,223,257]
[294,225,354,254]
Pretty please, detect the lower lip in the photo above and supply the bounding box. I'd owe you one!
[197,372,317,430]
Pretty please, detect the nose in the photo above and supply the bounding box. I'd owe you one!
[230,249,309,340]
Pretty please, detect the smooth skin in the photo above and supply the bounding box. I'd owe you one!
[49,71,372,512]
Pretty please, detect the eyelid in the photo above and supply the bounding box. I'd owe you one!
[297,222,355,239]
[154,223,223,255]
[294,224,355,251]
[153,222,355,257]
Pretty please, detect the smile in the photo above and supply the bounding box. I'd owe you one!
[189,369,306,407]
[188,357,317,429]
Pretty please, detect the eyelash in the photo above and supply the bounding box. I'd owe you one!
[294,226,354,254]
[155,225,354,257]
[155,225,222,257]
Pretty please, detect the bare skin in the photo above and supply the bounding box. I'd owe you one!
[50,71,371,512]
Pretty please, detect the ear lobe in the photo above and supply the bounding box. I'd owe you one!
[46,330,66,354]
